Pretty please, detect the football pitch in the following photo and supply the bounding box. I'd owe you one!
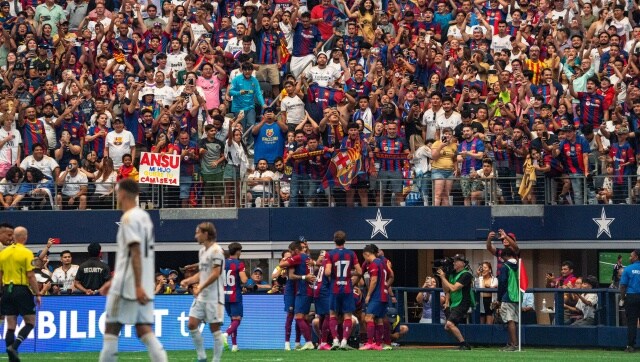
[15,347,640,361]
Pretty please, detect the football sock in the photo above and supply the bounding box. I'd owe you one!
[227,320,241,345]
[190,329,206,360]
[13,323,34,350]
[329,316,339,340]
[375,324,384,346]
[366,321,375,344]
[99,334,118,362]
[295,317,301,343]
[285,313,294,342]
[296,317,312,342]
[321,316,331,343]
[140,332,168,362]
[383,319,391,345]
[5,329,15,348]
[213,330,224,362]
[343,318,353,341]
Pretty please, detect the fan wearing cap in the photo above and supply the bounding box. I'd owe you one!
[436,254,473,350]
[252,106,287,166]
[607,126,635,204]
[252,6,284,97]
[553,125,591,204]
[245,267,270,290]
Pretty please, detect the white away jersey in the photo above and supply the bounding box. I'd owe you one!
[51,264,79,291]
[197,243,225,304]
[110,207,156,300]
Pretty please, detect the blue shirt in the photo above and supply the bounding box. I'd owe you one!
[621,260,640,294]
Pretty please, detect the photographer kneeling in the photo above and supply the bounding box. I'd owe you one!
[436,254,473,350]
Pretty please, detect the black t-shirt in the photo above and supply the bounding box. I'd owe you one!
[75,258,111,291]
[453,271,473,308]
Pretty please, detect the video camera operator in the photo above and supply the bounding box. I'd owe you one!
[436,254,474,350]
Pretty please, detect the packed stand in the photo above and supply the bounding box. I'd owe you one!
[1,0,640,208]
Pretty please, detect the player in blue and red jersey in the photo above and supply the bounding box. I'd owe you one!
[376,249,396,350]
[313,249,333,351]
[324,231,362,350]
[555,126,591,205]
[359,244,389,350]
[223,242,248,352]
[569,77,605,130]
[275,249,302,351]
[279,240,316,350]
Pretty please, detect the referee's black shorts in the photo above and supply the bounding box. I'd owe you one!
[1,285,36,316]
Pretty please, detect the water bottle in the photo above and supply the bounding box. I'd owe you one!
[542,298,547,311]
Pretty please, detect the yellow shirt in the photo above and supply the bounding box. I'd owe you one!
[0,244,34,286]
[431,140,458,170]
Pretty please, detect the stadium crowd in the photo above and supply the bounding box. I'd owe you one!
[0,0,640,208]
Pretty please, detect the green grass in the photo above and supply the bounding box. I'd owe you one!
[14,347,640,361]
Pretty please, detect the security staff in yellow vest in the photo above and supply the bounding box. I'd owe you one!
[0,226,41,362]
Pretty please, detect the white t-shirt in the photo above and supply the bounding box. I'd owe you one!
[231,15,248,28]
[51,264,79,292]
[191,22,214,40]
[491,34,512,52]
[20,155,59,179]
[88,111,113,129]
[39,117,57,150]
[94,170,117,196]
[281,95,306,125]
[0,128,22,166]
[422,107,445,141]
[248,170,275,193]
[436,111,462,131]
[304,66,342,87]
[87,18,112,39]
[61,171,88,196]
[167,51,188,74]
[224,37,256,55]
[106,130,135,169]
[197,243,225,303]
[610,17,632,38]
[153,85,176,107]
[110,207,156,300]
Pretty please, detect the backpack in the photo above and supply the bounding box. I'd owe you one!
[507,263,521,303]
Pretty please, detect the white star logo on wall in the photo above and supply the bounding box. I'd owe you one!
[366,209,392,239]
[592,207,614,238]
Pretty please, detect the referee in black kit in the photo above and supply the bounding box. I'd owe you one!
[0,226,42,362]
[620,249,640,353]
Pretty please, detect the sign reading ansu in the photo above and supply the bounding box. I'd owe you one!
[138,152,181,185]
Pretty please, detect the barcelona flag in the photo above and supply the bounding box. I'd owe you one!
[322,144,363,191]
[279,37,291,67]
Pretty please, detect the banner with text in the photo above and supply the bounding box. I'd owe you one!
[4,295,285,352]
[138,152,181,185]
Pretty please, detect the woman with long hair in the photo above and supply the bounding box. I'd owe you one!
[91,156,117,209]
[344,0,377,44]
[430,127,457,206]
[476,262,498,324]
[9,167,53,210]
[225,113,250,207]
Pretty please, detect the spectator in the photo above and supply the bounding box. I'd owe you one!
[229,62,265,146]
[174,130,199,208]
[90,156,117,209]
[476,262,498,325]
[611,255,624,289]
[198,124,226,207]
[244,267,271,291]
[10,167,54,210]
[571,275,599,326]
[0,116,21,178]
[0,166,24,209]
[252,107,287,166]
[416,276,445,324]
[374,122,410,206]
[485,229,519,277]
[74,242,111,295]
[246,159,275,207]
[51,250,79,295]
[55,158,87,210]
[430,127,457,206]
[457,125,485,206]
[105,118,135,170]
[19,143,59,180]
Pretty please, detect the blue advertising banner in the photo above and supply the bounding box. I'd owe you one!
[5,295,285,353]
[2,205,638,244]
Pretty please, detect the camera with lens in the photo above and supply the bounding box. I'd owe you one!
[433,257,455,275]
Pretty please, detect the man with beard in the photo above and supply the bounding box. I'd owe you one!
[435,96,462,140]
[290,11,323,78]
[253,7,283,97]
[554,125,591,204]
[508,126,529,203]
[304,52,342,88]
[374,122,410,206]
[18,106,48,156]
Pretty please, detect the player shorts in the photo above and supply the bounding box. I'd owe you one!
[0,285,35,316]
[314,294,331,316]
[189,299,225,324]
[294,295,312,315]
[225,301,244,318]
[366,301,387,318]
[105,294,154,325]
[331,293,356,314]
[284,293,295,313]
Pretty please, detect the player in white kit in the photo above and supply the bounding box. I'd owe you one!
[98,179,168,362]
[180,222,226,362]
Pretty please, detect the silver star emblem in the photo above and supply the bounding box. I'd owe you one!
[366,209,392,239]
[592,207,614,238]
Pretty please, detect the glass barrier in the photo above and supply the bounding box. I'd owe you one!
[2,175,637,210]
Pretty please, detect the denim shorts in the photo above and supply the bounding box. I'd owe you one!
[432,169,454,180]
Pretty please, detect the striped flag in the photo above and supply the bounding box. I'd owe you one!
[322,144,362,190]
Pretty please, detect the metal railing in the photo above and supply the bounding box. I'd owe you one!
[396,287,622,327]
[2,174,638,210]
